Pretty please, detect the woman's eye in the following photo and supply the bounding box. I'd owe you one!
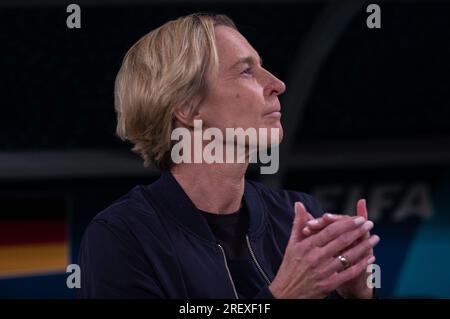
[241,68,252,75]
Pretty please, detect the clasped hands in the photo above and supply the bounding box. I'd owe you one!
[269,199,379,299]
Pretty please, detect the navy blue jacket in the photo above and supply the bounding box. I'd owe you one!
[78,171,324,298]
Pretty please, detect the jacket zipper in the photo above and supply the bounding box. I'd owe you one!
[245,234,271,284]
[217,244,239,299]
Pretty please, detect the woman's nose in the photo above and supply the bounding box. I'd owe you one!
[274,76,286,96]
[265,71,286,97]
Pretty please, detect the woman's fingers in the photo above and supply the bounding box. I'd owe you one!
[302,213,349,236]
[303,198,370,237]
[311,220,374,266]
[324,254,376,293]
[306,216,366,248]
[319,234,380,279]
[357,198,368,219]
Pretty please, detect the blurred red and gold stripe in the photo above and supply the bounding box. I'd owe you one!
[0,219,68,278]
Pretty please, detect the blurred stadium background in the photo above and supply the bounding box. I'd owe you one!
[1,0,450,298]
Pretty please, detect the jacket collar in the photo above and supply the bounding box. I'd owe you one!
[145,170,267,243]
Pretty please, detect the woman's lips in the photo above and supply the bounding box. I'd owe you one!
[264,111,282,118]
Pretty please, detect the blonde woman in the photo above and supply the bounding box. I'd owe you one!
[79,13,378,299]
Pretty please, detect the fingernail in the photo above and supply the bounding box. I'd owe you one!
[298,202,306,212]
[354,216,365,225]
[363,221,374,230]
[369,235,380,246]
[307,219,319,226]
[326,213,341,220]
[303,227,311,236]
[294,202,300,216]
[367,256,376,265]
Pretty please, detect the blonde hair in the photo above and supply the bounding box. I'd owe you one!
[114,13,237,170]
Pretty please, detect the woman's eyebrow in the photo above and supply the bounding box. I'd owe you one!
[228,55,263,71]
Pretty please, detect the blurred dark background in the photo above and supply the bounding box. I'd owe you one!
[1,0,449,298]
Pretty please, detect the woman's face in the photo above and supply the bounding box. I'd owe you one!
[196,25,286,146]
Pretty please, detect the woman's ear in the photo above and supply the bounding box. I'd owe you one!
[173,101,198,128]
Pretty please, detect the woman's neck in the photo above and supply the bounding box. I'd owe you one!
[170,163,248,214]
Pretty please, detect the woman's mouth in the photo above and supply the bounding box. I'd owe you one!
[263,111,282,118]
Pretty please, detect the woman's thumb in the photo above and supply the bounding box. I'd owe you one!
[290,202,311,242]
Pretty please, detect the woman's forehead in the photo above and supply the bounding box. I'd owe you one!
[215,26,261,70]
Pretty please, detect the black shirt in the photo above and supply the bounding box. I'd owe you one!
[199,204,268,298]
